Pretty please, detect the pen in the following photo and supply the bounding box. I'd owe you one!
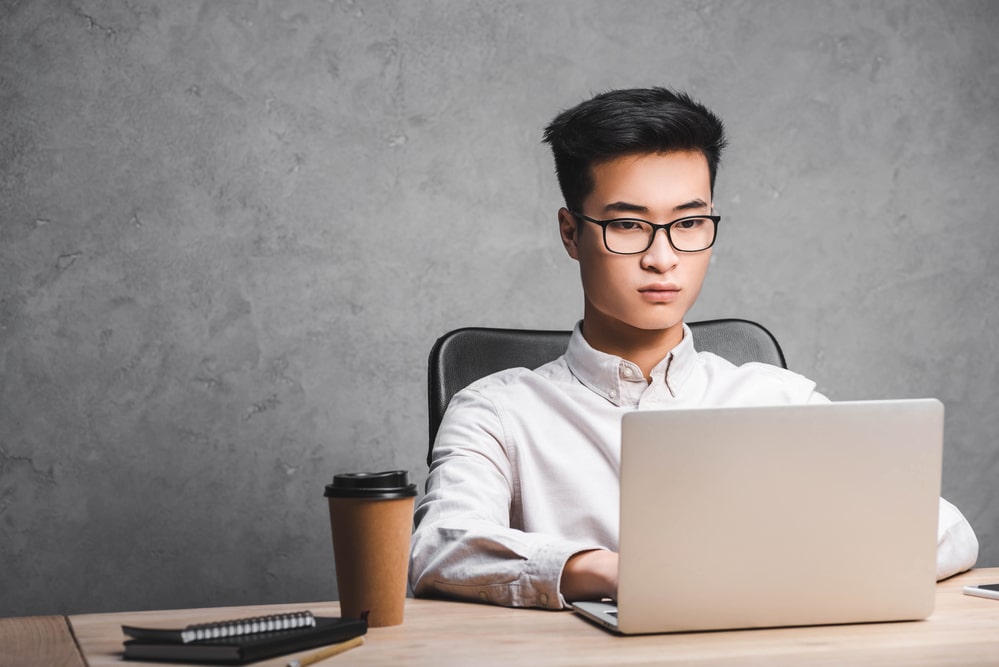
[286,636,364,667]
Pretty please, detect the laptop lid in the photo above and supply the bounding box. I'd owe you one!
[597,399,942,635]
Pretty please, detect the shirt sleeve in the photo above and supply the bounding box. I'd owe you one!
[409,386,602,610]
[936,497,979,580]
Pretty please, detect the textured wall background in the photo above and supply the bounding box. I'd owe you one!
[1,0,997,617]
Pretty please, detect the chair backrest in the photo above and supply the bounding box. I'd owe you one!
[427,318,787,465]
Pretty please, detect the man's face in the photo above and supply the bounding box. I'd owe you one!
[559,150,714,337]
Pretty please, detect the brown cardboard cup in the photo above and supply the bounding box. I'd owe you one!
[325,471,417,627]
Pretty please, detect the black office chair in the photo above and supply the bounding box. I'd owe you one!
[426,318,787,465]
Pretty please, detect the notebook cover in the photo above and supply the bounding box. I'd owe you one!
[122,616,367,665]
[123,611,316,643]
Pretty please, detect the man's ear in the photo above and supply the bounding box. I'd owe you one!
[558,208,581,260]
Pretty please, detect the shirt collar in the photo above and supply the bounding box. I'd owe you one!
[564,321,698,407]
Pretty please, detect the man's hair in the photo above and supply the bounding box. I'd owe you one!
[542,87,727,212]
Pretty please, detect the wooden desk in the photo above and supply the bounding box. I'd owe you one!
[5,568,999,667]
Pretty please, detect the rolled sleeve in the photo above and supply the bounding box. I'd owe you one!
[410,385,601,609]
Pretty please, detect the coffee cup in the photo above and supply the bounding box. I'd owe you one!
[324,470,417,627]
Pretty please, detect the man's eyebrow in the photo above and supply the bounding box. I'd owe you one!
[602,202,649,215]
[674,198,709,212]
[601,199,709,216]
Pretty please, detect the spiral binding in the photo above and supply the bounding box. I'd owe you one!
[180,610,316,643]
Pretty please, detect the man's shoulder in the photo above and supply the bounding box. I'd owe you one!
[436,357,578,447]
[695,351,820,400]
[460,356,572,397]
[441,355,576,417]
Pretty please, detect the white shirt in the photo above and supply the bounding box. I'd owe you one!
[410,323,979,609]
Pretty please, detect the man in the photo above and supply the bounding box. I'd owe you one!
[409,87,978,609]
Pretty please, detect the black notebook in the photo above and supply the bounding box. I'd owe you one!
[123,611,318,644]
[122,615,367,665]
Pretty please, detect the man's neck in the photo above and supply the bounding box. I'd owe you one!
[580,313,685,382]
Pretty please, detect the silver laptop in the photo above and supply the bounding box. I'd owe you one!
[573,399,943,634]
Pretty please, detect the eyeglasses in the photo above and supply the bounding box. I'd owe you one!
[570,211,721,254]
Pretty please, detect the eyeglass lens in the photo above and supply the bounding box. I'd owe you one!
[604,218,715,253]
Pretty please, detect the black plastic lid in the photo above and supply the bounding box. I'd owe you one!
[324,470,417,499]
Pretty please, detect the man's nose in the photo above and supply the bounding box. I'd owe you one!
[641,228,680,270]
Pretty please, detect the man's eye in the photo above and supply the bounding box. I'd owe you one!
[607,220,644,232]
[675,218,706,230]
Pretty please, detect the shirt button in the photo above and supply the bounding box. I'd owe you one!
[622,367,634,378]
[608,389,618,398]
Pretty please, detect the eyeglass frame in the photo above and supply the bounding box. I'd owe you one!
[569,210,721,255]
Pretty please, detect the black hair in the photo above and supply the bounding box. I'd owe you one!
[542,87,727,212]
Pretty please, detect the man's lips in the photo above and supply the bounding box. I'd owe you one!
[639,284,681,302]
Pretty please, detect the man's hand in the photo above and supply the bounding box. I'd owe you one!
[560,549,619,602]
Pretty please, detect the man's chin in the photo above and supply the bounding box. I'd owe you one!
[584,301,690,337]
[630,308,689,333]
[625,316,687,334]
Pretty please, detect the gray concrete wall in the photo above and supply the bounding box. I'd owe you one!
[1,0,996,617]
